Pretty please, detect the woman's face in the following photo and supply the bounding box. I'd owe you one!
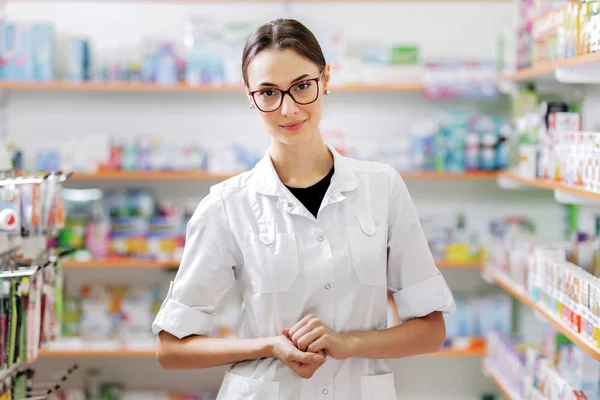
[246,49,329,147]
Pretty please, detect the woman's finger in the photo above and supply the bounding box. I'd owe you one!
[307,337,328,354]
[291,323,317,347]
[296,328,324,352]
[287,314,314,337]
[287,346,323,364]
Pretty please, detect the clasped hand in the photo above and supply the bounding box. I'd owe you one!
[274,314,353,379]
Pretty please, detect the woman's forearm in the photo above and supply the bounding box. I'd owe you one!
[341,311,446,359]
[157,331,274,370]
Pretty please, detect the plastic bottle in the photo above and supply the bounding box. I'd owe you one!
[481,132,498,171]
[155,42,178,86]
[108,137,123,170]
[410,119,438,171]
[465,131,480,172]
[594,216,600,277]
[121,136,138,171]
[496,122,512,170]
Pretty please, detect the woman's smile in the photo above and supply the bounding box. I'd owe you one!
[279,120,307,132]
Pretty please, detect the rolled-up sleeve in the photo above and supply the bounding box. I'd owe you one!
[152,189,240,339]
[386,169,455,322]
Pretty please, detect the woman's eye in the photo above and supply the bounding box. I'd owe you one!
[259,90,276,97]
[295,82,312,91]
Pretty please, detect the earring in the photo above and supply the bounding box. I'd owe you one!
[249,104,254,109]
[325,89,330,95]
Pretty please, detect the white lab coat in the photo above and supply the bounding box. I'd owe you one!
[152,143,455,400]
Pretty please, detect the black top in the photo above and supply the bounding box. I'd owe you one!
[285,167,335,218]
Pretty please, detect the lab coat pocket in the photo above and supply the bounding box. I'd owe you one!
[360,373,396,400]
[243,231,299,293]
[217,371,279,400]
[346,212,388,286]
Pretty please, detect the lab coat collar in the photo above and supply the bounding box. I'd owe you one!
[252,142,359,197]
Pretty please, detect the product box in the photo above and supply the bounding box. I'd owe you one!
[67,37,90,82]
[559,344,600,400]
[518,144,538,179]
[548,112,581,135]
[477,294,512,338]
[119,284,156,340]
[31,23,55,81]
[77,283,160,343]
[387,45,421,83]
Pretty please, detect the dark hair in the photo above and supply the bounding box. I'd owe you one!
[241,19,326,87]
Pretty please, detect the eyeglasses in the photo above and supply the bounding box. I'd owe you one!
[248,77,321,113]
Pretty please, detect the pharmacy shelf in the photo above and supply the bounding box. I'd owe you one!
[39,349,157,358]
[62,258,179,269]
[424,347,486,357]
[38,347,485,358]
[7,0,517,4]
[62,258,480,269]
[490,271,600,362]
[401,171,501,180]
[498,171,600,204]
[69,170,237,181]
[69,170,501,182]
[436,260,482,269]
[0,81,424,93]
[482,359,522,400]
[503,53,600,82]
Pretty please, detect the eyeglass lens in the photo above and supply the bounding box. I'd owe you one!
[253,80,319,112]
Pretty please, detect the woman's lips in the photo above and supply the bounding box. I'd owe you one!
[280,120,306,132]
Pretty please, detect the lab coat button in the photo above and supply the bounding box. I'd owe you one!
[287,202,294,208]
[322,389,329,395]
[325,284,331,290]
[318,236,324,242]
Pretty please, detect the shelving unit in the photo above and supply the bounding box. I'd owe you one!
[5,1,524,397]
[502,53,600,82]
[7,0,517,3]
[0,81,424,93]
[62,259,179,269]
[402,171,501,180]
[68,170,501,182]
[482,359,522,400]
[69,170,237,181]
[62,258,481,269]
[499,171,600,203]
[436,260,483,269]
[489,271,600,362]
[39,349,157,358]
[38,346,486,358]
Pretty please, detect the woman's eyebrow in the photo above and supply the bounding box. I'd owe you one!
[290,73,311,84]
[257,74,312,87]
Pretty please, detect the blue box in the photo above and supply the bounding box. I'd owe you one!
[32,23,55,81]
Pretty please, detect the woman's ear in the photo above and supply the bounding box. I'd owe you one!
[245,88,255,109]
[323,64,331,92]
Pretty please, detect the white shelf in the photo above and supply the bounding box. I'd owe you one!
[482,359,523,400]
[490,271,600,362]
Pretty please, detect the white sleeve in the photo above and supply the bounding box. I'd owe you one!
[386,169,455,322]
[152,190,240,339]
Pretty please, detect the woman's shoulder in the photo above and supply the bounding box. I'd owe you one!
[208,169,256,196]
[343,156,398,177]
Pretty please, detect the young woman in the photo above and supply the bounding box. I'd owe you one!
[153,18,455,400]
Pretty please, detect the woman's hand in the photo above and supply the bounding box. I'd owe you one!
[283,315,355,361]
[271,335,327,379]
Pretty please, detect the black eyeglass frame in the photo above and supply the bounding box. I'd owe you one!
[248,76,322,113]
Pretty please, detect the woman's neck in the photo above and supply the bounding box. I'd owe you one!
[270,135,334,189]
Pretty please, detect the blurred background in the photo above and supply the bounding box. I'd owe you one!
[0,0,599,399]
